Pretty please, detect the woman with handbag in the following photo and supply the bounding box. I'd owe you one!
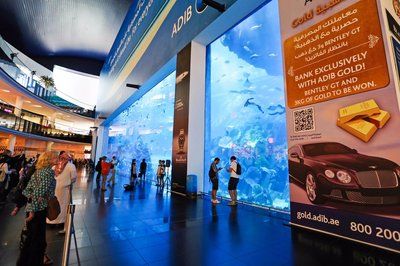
[17,151,59,266]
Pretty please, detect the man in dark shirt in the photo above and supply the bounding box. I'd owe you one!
[209,157,222,204]
[140,159,147,180]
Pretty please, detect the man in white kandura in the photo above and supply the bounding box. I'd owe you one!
[47,152,77,234]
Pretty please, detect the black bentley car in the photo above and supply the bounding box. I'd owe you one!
[289,142,400,205]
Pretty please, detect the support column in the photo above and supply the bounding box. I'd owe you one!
[171,42,207,195]
[14,96,24,117]
[46,141,54,151]
[8,135,16,153]
[95,125,109,162]
[187,41,206,193]
[90,127,98,160]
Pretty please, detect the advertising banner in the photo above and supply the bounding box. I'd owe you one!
[171,43,191,195]
[280,0,400,253]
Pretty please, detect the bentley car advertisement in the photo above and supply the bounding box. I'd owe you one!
[280,0,400,253]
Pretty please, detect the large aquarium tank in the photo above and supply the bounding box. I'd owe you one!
[107,71,176,181]
[204,0,289,211]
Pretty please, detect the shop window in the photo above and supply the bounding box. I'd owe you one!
[107,71,176,179]
[204,0,289,210]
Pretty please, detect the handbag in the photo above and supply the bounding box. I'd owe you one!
[46,196,61,221]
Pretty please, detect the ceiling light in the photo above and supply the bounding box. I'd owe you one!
[2,89,10,93]
[32,105,42,108]
[24,100,31,103]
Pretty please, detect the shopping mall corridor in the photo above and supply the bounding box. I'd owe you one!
[1,171,399,266]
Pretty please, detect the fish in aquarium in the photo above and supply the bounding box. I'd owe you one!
[229,89,255,95]
[266,104,286,115]
[244,98,264,113]
[250,24,263,30]
[205,0,289,210]
[250,54,260,59]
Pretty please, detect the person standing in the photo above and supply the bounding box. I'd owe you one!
[108,156,118,186]
[0,149,16,202]
[209,157,222,204]
[17,151,58,266]
[139,159,147,180]
[47,152,77,234]
[101,157,111,191]
[227,156,240,206]
[156,160,164,186]
[160,160,166,187]
[130,159,137,186]
[95,157,102,182]
[10,159,36,216]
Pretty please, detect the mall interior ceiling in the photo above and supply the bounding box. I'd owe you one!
[0,0,132,75]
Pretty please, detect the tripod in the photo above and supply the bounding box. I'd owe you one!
[163,166,171,191]
[61,184,80,266]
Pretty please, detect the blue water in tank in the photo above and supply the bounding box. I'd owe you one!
[106,72,176,181]
[204,0,289,211]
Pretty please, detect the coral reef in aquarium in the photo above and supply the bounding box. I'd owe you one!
[107,72,176,181]
[205,0,289,210]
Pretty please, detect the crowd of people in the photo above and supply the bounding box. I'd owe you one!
[95,156,151,191]
[0,150,242,265]
[0,149,77,265]
[95,154,242,206]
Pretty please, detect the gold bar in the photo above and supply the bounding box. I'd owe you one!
[338,99,380,124]
[366,110,390,128]
[337,118,377,142]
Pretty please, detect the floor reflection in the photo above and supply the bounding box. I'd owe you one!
[1,171,398,265]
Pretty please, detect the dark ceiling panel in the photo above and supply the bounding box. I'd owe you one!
[0,0,132,75]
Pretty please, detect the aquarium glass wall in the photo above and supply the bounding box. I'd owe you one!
[204,0,289,210]
[107,72,176,181]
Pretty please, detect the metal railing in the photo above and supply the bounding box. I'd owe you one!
[0,35,96,118]
[0,107,92,143]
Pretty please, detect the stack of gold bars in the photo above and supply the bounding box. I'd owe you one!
[337,99,390,142]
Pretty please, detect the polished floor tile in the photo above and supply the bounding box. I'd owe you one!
[1,170,399,266]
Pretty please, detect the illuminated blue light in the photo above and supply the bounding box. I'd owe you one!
[204,0,289,210]
[107,72,176,181]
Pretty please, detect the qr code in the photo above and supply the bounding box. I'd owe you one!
[293,107,315,133]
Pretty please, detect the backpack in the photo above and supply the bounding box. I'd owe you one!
[235,162,242,175]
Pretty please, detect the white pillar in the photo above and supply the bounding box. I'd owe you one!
[95,125,109,161]
[8,135,16,153]
[14,96,24,117]
[187,41,206,192]
[90,127,98,160]
[46,141,54,151]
